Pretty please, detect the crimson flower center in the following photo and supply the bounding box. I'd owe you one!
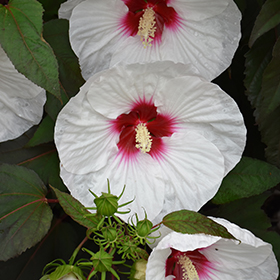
[166,248,211,280]
[110,97,177,160]
[120,0,181,46]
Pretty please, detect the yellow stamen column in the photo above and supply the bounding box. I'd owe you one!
[137,7,157,48]
[177,255,199,280]
[135,123,152,153]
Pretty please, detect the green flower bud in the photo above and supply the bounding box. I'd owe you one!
[101,224,118,243]
[136,218,153,238]
[130,259,147,280]
[94,192,119,216]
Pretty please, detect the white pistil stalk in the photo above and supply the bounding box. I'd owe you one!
[177,255,199,280]
[137,7,156,48]
[135,123,152,153]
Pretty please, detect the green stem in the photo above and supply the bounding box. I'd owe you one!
[69,236,88,265]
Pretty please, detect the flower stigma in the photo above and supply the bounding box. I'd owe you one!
[177,255,199,280]
[137,7,156,48]
[135,123,152,153]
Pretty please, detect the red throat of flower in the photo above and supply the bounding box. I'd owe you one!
[120,0,181,47]
[110,97,177,162]
[166,248,212,280]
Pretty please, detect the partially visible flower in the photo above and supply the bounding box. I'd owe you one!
[0,46,46,142]
[59,0,241,81]
[54,62,246,222]
[146,218,279,280]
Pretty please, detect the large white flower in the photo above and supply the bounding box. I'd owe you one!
[0,46,46,142]
[59,0,241,81]
[54,62,246,222]
[146,218,279,280]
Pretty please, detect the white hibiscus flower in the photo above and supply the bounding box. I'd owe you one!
[54,62,246,222]
[146,217,279,280]
[59,0,241,81]
[0,46,46,142]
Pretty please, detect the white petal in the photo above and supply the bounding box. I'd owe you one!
[0,47,46,142]
[87,62,200,119]
[58,0,86,20]
[55,90,117,174]
[153,131,225,217]
[171,0,229,21]
[165,0,241,81]
[155,74,246,176]
[146,247,171,280]
[69,0,127,80]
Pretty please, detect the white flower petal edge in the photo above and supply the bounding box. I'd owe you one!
[59,0,86,20]
[146,217,279,280]
[66,0,241,81]
[0,47,46,142]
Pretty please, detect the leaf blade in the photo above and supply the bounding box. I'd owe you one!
[51,186,102,230]
[162,210,235,240]
[0,164,53,261]
[249,0,280,47]
[212,157,280,204]
[0,0,60,98]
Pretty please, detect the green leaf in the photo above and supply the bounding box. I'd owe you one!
[162,210,236,240]
[254,38,280,167]
[38,0,66,22]
[51,186,102,230]
[25,115,55,147]
[0,164,53,261]
[20,149,67,192]
[212,157,280,204]
[244,31,274,109]
[259,37,280,120]
[0,125,66,192]
[44,19,84,97]
[0,0,60,98]
[259,104,280,167]
[43,19,85,121]
[249,0,280,47]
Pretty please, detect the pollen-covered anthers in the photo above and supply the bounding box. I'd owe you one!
[135,123,152,153]
[137,7,156,48]
[177,255,199,280]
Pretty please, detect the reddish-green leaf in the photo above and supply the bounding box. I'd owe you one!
[212,157,280,204]
[162,210,235,240]
[0,164,53,261]
[0,0,60,98]
[249,0,280,47]
[51,186,102,230]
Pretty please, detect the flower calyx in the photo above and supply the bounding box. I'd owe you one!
[41,259,85,280]
[86,179,134,222]
[80,247,125,280]
[128,212,160,245]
